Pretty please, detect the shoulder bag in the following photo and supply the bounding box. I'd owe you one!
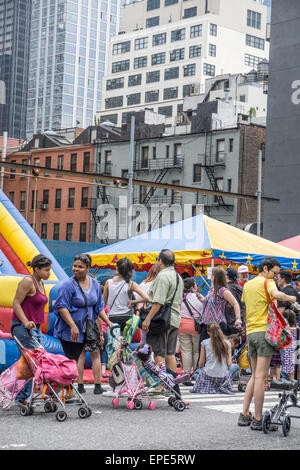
[140,273,180,336]
[183,294,203,334]
[75,277,100,347]
[264,279,292,350]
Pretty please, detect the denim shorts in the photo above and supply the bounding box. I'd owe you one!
[247,331,276,358]
[11,321,42,349]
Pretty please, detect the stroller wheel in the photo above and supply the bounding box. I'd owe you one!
[56,410,67,422]
[148,402,156,410]
[262,411,272,434]
[282,415,291,437]
[86,407,92,417]
[44,401,53,413]
[126,401,135,410]
[174,401,186,412]
[112,398,119,407]
[78,407,89,419]
[168,397,176,407]
[134,400,143,410]
[20,405,30,417]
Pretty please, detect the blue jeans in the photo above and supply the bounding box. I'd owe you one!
[100,332,108,366]
[11,321,42,401]
[229,363,240,379]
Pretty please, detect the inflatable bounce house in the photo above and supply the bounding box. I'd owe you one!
[0,190,69,372]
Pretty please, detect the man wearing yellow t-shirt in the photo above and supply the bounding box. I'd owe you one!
[238,257,296,431]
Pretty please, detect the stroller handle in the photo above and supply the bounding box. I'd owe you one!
[110,324,120,339]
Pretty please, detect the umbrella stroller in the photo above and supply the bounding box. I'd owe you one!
[0,326,92,422]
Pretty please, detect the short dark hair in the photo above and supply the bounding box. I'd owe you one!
[279,270,292,284]
[258,257,281,273]
[183,277,196,293]
[74,254,92,267]
[158,249,175,266]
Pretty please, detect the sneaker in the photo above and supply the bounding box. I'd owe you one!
[174,373,191,384]
[77,384,86,394]
[250,417,263,431]
[94,384,104,395]
[182,381,195,387]
[237,412,253,426]
[102,389,117,398]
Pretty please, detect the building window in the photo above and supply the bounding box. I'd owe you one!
[112,41,131,55]
[163,87,178,100]
[209,43,216,57]
[210,23,217,36]
[203,63,215,76]
[146,70,160,83]
[45,156,52,168]
[10,160,16,179]
[151,52,166,65]
[31,190,38,210]
[216,139,225,162]
[106,77,124,90]
[66,223,73,241]
[246,34,264,50]
[193,164,201,182]
[240,95,246,102]
[41,223,47,239]
[57,155,64,170]
[134,56,147,69]
[53,223,60,240]
[152,32,166,46]
[128,74,142,87]
[183,63,196,76]
[145,90,159,103]
[170,48,185,62]
[165,0,178,5]
[146,16,159,28]
[147,0,160,10]
[79,222,87,242]
[42,189,49,205]
[183,84,193,97]
[83,152,90,172]
[112,60,130,73]
[190,24,202,38]
[227,179,232,193]
[229,138,234,152]
[135,37,148,50]
[70,154,77,171]
[105,96,123,109]
[244,53,262,68]
[171,28,185,42]
[158,106,173,117]
[20,191,26,210]
[189,45,201,59]
[183,7,197,18]
[55,189,61,209]
[104,150,112,174]
[81,187,89,208]
[141,147,149,168]
[68,188,75,208]
[127,93,141,105]
[247,9,261,30]
[9,192,14,203]
[164,67,179,80]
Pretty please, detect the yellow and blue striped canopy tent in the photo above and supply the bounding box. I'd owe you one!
[85,214,300,274]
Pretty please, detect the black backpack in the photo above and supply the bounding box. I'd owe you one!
[225,283,245,330]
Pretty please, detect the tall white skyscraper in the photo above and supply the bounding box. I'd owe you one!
[26,0,122,138]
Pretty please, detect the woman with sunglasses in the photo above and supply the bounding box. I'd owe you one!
[54,254,112,394]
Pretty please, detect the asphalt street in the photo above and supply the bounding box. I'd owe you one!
[1,383,300,452]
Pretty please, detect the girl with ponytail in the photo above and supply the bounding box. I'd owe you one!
[191,322,233,395]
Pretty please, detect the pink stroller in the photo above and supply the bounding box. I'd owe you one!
[0,327,91,422]
[111,349,156,410]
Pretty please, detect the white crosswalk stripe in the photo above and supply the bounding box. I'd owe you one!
[83,383,285,415]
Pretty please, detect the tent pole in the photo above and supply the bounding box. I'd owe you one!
[190,262,210,288]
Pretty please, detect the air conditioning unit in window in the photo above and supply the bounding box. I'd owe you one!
[40,203,48,210]
[191,83,200,95]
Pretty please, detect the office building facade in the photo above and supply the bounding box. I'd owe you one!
[0,0,31,139]
[26,0,122,139]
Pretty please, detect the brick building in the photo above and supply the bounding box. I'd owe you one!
[3,133,95,243]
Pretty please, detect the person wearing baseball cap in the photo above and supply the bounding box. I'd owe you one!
[238,265,249,288]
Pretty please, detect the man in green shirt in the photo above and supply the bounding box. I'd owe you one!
[141,249,184,373]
